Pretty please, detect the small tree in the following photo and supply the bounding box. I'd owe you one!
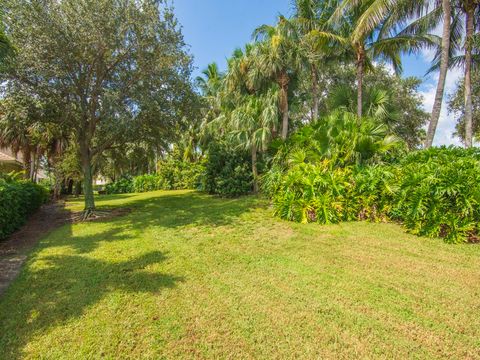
[3,0,194,216]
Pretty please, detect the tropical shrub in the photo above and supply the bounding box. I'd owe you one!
[105,177,134,194]
[391,147,480,243]
[203,142,253,197]
[268,110,405,172]
[267,146,480,244]
[105,160,205,194]
[155,159,204,190]
[0,177,49,239]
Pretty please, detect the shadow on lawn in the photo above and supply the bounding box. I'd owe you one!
[50,192,259,254]
[120,191,260,228]
[0,191,258,357]
[0,243,183,358]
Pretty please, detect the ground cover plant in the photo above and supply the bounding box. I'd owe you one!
[0,190,479,358]
[267,135,480,243]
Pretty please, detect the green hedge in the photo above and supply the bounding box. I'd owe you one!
[0,179,49,240]
[105,160,204,195]
[267,147,480,243]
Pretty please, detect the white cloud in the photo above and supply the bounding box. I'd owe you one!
[420,67,463,146]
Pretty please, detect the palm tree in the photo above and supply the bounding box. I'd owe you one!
[460,0,479,148]
[424,0,453,148]
[229,89,279,192]
[253,16,300,139]
[0,98,35,179]
[293,0,345,120]
[419,1,478,147]
[195,62,223,98]
[330,0,438,119]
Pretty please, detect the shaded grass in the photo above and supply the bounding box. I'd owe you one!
[0,190,479,359]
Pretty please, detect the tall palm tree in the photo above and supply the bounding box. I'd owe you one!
[196,62,225,141]
[293,0,345,120]
[253,16,300,139]
[330,0,439,119]
[460,0,479,148]
[420,1,478,147]
[229,89,279,192]
[425,0,453,148]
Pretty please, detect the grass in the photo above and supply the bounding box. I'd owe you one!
[1,190,479,359]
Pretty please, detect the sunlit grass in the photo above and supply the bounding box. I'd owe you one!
[1,190,479,359]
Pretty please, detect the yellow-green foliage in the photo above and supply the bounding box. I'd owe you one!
[268,147,480,243]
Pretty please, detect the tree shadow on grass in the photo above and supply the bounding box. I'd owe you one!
[0,245,182,358]
[0,191,260,357]
[104,191,262,228]
[41,192,261,255]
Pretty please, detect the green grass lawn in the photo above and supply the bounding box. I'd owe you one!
[1,190,479,359]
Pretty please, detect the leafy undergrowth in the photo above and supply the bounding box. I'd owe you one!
[1,190,479,359]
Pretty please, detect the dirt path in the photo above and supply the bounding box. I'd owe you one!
[0,202,72,296]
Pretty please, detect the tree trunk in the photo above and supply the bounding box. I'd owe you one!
[464,3,474,148]
[79,138,95,212]
[311,64,319,121]
[356,47,365,119]
[29,148,36,182]
[425,0,451,148]
[74,181,82,197]
[33,148,39,183]
[21,148,31,180]
[251,144,258,193]
[278,71,290,140]
[53,173,62,200]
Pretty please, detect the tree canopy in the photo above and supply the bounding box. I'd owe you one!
[1,0,197,214]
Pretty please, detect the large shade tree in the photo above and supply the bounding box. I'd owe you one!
[2,0,195,216]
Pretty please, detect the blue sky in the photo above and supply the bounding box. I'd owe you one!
[173,0,461,145]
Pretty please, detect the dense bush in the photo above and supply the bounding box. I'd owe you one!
[0,177,49,239]
[105,177,134,194]
[203,142,253,197]
[155,159,204,190]
[392,147,480,243]
[267,147,480,244]
[105,160,204,194]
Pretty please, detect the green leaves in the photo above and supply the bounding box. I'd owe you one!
[0,179,48,239]
[267,145,480,244]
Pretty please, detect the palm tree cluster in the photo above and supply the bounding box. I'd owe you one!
[198,0,479,176]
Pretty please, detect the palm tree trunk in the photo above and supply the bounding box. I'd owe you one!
[251,144,258,193]
[278,71,290,140]
[356,47,365,119]
[311,64,319,121]
[21,148,31,180]
[29,148,36,182]
[464,3,474,148]
[425,0,451,148]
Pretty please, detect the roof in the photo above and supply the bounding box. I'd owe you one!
[0,150,21,163]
